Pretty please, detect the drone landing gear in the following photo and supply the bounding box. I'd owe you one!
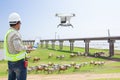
[57,24,74,28]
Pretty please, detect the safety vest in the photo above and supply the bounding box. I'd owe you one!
[4,28,26,61]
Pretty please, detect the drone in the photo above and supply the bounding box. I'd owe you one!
[55,13,75,28]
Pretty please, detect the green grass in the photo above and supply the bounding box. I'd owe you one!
[0,60,8,77]
[0,45,120,77]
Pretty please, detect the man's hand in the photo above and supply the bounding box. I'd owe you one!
[27,45,33,49]
[26,45,35,53]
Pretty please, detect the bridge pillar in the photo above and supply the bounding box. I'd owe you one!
[32,41,34,45]
[108,39,115,57]
[69,40,74,52]
[52,40,55,49]
[23,41,25,45]
[0,41,3,48]
[40,41,44,48]
[27,41,29,45]
[84,40,90,56]
[45,41,49,48]
[26,41,28,45]
[30,41,32,45]
[59,40,64,50]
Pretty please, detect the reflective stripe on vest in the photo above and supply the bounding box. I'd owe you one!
[4,29,26,61]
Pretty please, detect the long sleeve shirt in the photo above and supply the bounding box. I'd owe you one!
[7,27,27,54]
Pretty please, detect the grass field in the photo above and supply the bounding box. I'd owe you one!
[0,45,120,78]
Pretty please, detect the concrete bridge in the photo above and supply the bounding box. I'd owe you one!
[40,36,120,57]
[1,36,120,57]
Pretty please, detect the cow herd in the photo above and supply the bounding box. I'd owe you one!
[27,52,105,74]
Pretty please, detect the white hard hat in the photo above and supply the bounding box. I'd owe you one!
[9,12,21,24]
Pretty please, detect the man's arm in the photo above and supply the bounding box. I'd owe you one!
[13,37,28,51]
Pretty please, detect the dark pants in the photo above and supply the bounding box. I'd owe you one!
[8,59,27,80]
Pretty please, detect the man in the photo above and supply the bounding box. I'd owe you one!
[4,12,32,80]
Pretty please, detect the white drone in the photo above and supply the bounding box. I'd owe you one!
[55,13,75,28]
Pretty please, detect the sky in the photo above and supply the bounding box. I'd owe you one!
[0,0,120,40]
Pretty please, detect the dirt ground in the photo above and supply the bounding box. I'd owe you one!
[1,73,120,80]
